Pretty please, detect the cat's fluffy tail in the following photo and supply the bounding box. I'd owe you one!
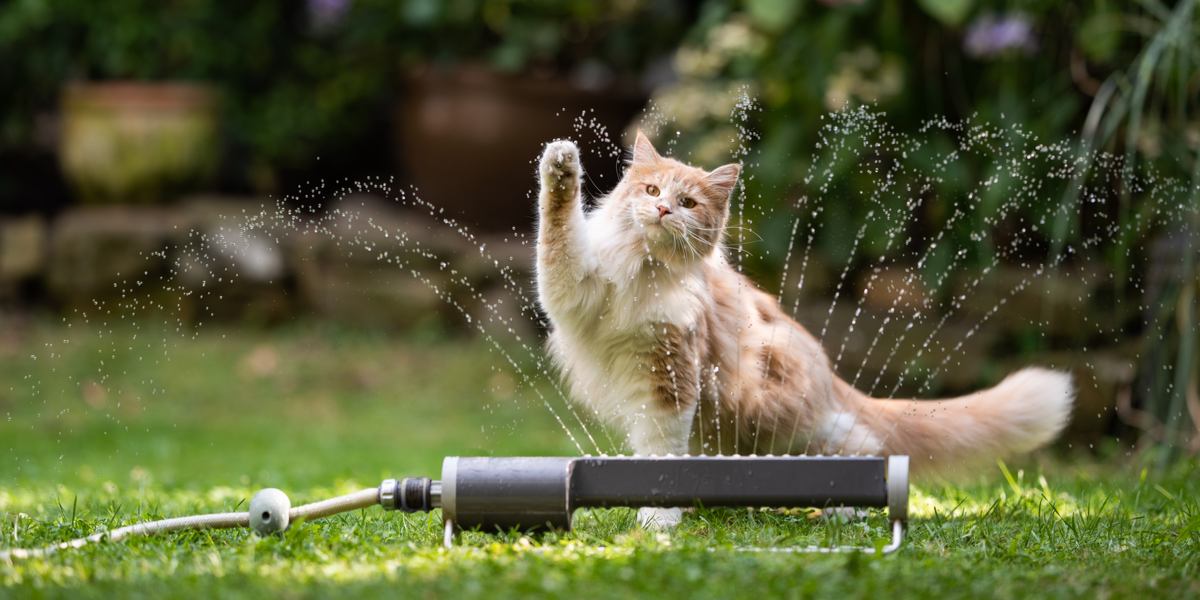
[844,368,1074,470]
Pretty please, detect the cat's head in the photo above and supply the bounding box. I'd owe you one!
[606,131,740,264]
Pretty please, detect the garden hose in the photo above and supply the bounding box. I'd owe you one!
[1,487,380,561]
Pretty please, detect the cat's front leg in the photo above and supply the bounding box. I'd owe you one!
[536,140,591,311]
[628,327,701,529]
[538,139,581,220]
[627,407,694,530]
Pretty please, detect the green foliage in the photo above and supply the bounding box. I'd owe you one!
[918,0,973,26]
[654,0,1198,272]
[0,0,689,183]
[344,0,689,72]
[1060,1,1200,454]
[646,1,1200,452]
[1078,8,1122,63]
[0,1,376,176]
[744,0,800,31]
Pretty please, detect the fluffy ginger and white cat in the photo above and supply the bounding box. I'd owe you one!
[534,133,1074,528]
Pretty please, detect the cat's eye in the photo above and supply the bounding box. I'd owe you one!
[645,184,660,197]
[679,197,697,209]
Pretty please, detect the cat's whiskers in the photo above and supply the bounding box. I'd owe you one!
[675,225,709,259]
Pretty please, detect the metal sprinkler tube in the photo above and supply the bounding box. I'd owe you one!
[379,455,910,552]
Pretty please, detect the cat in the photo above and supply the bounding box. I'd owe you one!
[534,132,1074,529]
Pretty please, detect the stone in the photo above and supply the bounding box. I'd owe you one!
[170,196,295,324]
[180,196,288,284]
[858,266,928,314]
[46,205,187,312]
[291,195,459,329]
[0,215,47,282]
[951,263,1109,342]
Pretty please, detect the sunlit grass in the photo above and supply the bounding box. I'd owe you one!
[1,322,1198,597]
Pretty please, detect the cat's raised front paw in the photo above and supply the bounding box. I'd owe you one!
[637,507,683,530]
[539,140,581,191]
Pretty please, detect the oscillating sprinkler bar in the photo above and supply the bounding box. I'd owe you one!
[377,455,909,552]
[1,455,909,561]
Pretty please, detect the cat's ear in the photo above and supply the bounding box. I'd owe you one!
[706,163,742,199]
[632,130,660,164]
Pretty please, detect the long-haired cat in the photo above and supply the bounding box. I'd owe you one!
[534,133,1074,528]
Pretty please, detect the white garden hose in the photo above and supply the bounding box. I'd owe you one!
[1,487,379,562]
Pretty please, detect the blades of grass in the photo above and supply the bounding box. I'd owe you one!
[1173,5,1191,126]
[1118,17,1170,290]
[1140,279,1181,449]
[1153,483,1177,501]
[1134,0,1173,22]
[1159,143,1200,464]
[1038,474,1054,501]
[1106,1,1195,291]
[1161,257,1197,465]
[1050,78,1118,264]
[996,459,1021,496]
[1115,1,1200,453]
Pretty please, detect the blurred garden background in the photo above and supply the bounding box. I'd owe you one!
[3,0,1198,458]
[1,1,1200,595]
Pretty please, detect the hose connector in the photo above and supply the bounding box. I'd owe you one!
[379,477,435,512]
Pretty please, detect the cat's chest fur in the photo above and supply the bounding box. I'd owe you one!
[552,266,704,350]
[545,261,708,420]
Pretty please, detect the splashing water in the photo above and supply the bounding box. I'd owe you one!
[4,96,1198,484]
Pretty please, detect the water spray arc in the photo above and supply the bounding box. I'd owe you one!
[1,455,909,560]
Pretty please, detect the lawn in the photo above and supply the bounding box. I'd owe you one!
[1,322,1197,598]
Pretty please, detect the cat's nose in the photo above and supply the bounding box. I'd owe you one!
[656,205,672,218]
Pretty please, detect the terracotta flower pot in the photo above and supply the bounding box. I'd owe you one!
[60,82,219,204]
[396,66,647,230]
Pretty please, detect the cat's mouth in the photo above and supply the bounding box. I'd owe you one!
[636,215,677,238]
[640,222,696,258]
[630,207,693,255]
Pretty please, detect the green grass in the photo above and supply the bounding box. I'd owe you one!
[1,322,1198,598]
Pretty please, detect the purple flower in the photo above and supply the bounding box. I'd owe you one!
[308,0,352,31]
[964,14,1036,59]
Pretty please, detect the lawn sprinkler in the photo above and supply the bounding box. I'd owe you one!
[1,455,909,560]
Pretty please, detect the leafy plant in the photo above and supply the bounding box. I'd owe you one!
[365,0,689,74]
[1050,0,1200,457]
[0,0,692,189]
[649,0,1199,454]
